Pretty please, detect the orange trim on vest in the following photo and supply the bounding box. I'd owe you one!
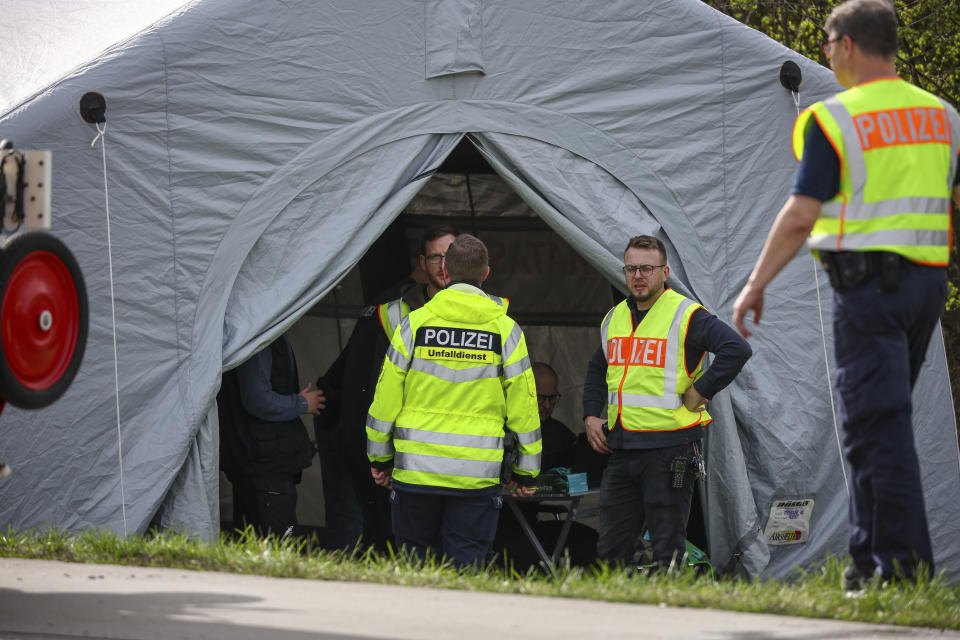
[625,417,712,433]
[613,323,640,428]
[910,257,950,267]
[377,305,389,336]
[809,110,845,178]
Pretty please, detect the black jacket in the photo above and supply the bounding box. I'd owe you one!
[315,281,429,475]
[218,337,314,479]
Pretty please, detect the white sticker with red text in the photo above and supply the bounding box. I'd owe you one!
[763,498,814,546]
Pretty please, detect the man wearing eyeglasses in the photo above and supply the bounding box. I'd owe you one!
[493,361,600,570]
[532,362,577,471]
[314,225,457,551]
[583,235,751,571]
[733,0,960,590]
[376,225,459,340]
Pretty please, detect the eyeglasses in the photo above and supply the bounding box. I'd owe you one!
[537,393,561,404]
[621,264,665,277]
[424,254,445,265]
[821,34,847,56]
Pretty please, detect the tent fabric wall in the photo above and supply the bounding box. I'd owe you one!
[1,0,958,580]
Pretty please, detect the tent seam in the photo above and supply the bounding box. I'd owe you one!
[718,14,730,304]
[157,29,187,426]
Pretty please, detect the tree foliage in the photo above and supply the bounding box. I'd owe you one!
[702,0,960,416]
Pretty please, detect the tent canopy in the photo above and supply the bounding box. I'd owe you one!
[1,0,957,580]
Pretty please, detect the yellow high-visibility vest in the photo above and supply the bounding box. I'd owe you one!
[377,298,411,340]
[366,283,541,490]
[601,289,711,432]
[793,78,960,266]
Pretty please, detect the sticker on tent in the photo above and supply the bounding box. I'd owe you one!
[763,498,814,545]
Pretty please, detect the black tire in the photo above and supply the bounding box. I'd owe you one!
[0,231,88,409]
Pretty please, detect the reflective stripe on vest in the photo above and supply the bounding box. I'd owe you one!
[367,438,394,457]
[811,228,949,250]
[502,323,523,363]
[607,390,683,410]
[515,427,542,446]
[399,316,415,358]
[386,344,410,370]
[410,358,501,382]
[503,355,531,380]
[394,451,502,479]
[516,452,539,473]
[367,414,393,434]
[821,195,950,220]
[798,81,958,262]
[394,426,504,450]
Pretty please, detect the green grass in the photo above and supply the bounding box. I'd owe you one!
[2,527,959,630]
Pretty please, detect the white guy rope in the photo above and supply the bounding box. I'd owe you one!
[92,122,127,535]
[811,257,849,497]
[791,94,850,497]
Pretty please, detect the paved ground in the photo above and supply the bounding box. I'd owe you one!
[1,558,957,639]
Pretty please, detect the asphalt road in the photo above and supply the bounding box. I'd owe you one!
[1,558,956,639]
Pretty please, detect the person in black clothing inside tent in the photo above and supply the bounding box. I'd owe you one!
[218,334,325,538]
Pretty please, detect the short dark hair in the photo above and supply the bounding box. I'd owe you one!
[444,234,488,284]
[624,235,667,265]
[825,0,898,59]
[420,224,459,256]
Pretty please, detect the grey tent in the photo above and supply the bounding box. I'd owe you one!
[1,0,958,580]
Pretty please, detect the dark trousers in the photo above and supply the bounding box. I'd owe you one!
[390,488,502,568]
[232,473,299,538]
[833,263,946,580]
[598,444,695,567]
[316,427,363,550]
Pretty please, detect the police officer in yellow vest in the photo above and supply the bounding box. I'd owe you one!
[315,225,457,551]
[733,0,960,590]
[584,235,751,570]
[367,233,541,567]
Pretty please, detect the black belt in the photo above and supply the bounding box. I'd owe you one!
[819,251,909,292]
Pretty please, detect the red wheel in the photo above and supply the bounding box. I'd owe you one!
[0,231,88,409]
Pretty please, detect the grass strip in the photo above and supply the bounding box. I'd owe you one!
[2,527,958,630]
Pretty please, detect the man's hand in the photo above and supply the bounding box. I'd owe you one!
[504,480,536,498]
[682,386,707,412]
[300,382,326,415]
[584,416,612,454]
[732,283,763,339]
[371,467,392,489]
